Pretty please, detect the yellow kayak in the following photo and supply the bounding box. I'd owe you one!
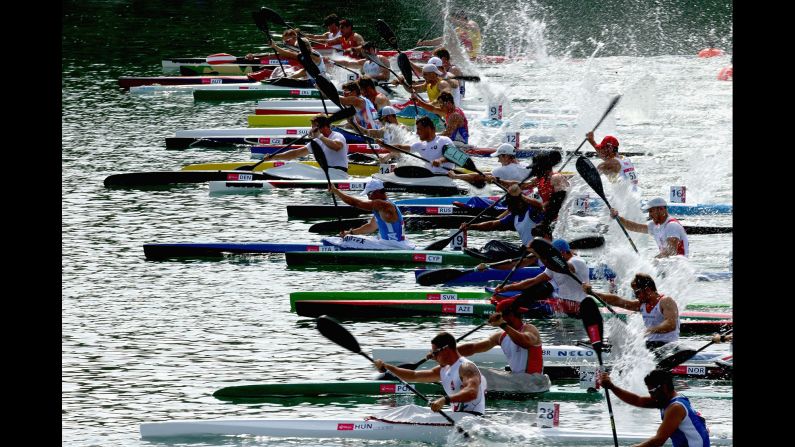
[248,114,350,128]
[181,160,379,176]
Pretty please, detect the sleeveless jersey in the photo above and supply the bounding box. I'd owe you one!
[499,324,543,374]
[427,81,441,103]
[641,297,680,343]
[439,357,487,414]
[363,60,381,77]
[498,205,545,245]
[354,96,381,130]
[647,217,689,256]
[444,73,462,106]
[373,200,405,241]
[618,157,638,186]
[661,396,710,447]
[536,176,554,203]
[445,107,469,144]
[327,30,343,51]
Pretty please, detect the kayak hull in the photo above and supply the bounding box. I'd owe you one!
[285,250,479,267]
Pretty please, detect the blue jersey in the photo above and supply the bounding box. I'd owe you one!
[373,200,405,241]
[498,205,545,245]
[662,396,710,447]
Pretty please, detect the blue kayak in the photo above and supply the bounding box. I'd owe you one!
[414,265,617,285]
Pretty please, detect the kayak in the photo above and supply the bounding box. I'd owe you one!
[118,75,256,89]
[289,290,494,311]
[248,113,351,128]
[130,82,261,94]
[308,215,494,234]
[394,196,733,216]
[164,126,386,149]
[208,178,468,196]
[143,242,343,260]
[285,250,479,267]
[140,413,734,444]
[104,170,281,188]
[193,85,325,101]
[253,143,391,158]
[213,381,603,401]
[181,161,381,177]
[412,266,624,286]
[286,204,498,219]
[178,63,281,76]
[161,56,294,73]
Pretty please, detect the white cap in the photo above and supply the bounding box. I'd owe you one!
[427,57,444,68]
[363,178,385,195]
[491,143,517,157]
[379,106,397,118]
[642,197,667,210]
[422,63,443,75]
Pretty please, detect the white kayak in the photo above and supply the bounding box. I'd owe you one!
[139,404,733,444]
[129,82,262,94]
[174,127,311,138]
[374,345,608,365]
[373,172,462,189]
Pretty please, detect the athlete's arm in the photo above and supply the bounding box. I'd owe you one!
[647,297,679,334]
[599,373,657,408]
[496,272,552,293]
[457,333,499,356]
[374,360,441,382]
[451,361,482,403]
[657,237,681,258]
[634,404,686,447]
[610,209,649,233]
[583,285,640,311]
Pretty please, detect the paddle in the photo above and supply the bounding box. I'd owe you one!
[579,297,620,447]
[528,237,621,316]
[395,323,488,372]
[656,328,733,370]
[252,9,288,79]
[575,156,639,253]
[375,19,421,116]
[316,315,471,438]
[557,95,621,172]
[310,140,344,234]
[234,108,356,171]
[416,236,606,286]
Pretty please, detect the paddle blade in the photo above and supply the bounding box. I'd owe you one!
[513,282,554,307]
[416,268,469,286]
[296,36,321,78]
[316,315,362,354]
[252,10,270,35]
[260,7,288,28]
[424,235,455,251]
[451,75,480,82]
[541,190,567,227]
[397,53,414,85]
[314,75,342,107]
[568,236,605,250]
[309,140,330,171]
[579,297,605,360]
[375,19,399,49]
[329,106,357,123]
[575,156,609,206]
[528,237,573,278]
[656,349,698,370]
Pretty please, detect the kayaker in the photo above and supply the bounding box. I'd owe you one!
[456,297,552,393]
[600,369,711,447]
[610,197,690,258]
[325,179,415,250]
[327,18,365,57]
[585,132,639,190]
[299,14,343,52]
[267,114,348,179]
[349,106,411,147]
[266,30,327,80]
[374,331,487,415]
[434,48,466,101]
[584,273,680,350]
[381,116,456,175]
[458,184,545,265]
[340,80,381,130]
[416,12,482,60]
[495,239,590,317]
[409,91,469,145]
[448,143,529,186]
[358,76,391,111]
[331,41,391,82]
[397,63,456,106]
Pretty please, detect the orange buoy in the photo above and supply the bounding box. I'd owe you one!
[717,66,733,81]
[698,48,724,58]
[206,53,237,65]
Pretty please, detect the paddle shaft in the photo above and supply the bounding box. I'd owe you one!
[558,95,621,172]
[239,134,309,170]
[595,348,620,447]
[657,328,733,369]
[402,322,488,370]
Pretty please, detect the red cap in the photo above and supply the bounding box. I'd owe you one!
[596,135,619,151]
[495,297,529,314]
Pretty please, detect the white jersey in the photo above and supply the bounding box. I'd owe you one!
[439,357,487,414]
[363,60,382,77]
[310,130,348,170]
[618,157,638,186]
[409,135,456,174]
[647,216,689,257]
[492,163,530,182]
[641,297,680,343]
[544,256,589,303]
[444,73,462,107]
[327,30,343,51]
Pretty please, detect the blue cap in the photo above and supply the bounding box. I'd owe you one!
[552,239,570,253]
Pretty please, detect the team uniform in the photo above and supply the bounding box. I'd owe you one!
[497,206,545,245]
[478,325,552,393]
[492,163,530,182]
[439,357,487,415]
[409,135,456,174]
[445,107,469,144]
[647,216,689,256]
[352,95,381,130]
[541,256,590,316]
[641,297,680,349]
[661,396,711,447]
[322,200,415,250]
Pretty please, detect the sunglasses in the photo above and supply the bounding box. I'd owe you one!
[430,345,448,358]
[647,384,663,394]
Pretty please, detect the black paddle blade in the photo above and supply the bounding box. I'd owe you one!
[260,7,288,28]
[416,268,469,286]
[309,140,330,171]
[329,105,357,122]
[316,315,362,354]
[682,226,733,234]
[541,190,567,227]
[514,282,554,307]
[568,236,606,250]
[579,297,605,360]
[393,165,434,178]
[296,36,321,79]
[397,53,414,85]
[656,349,697,370]
[528,237,572,278]
[575,156,609,207]
[375,19,399,50]
[252,10,270,35]
[451,75,481,82]
[314,75,342,107]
